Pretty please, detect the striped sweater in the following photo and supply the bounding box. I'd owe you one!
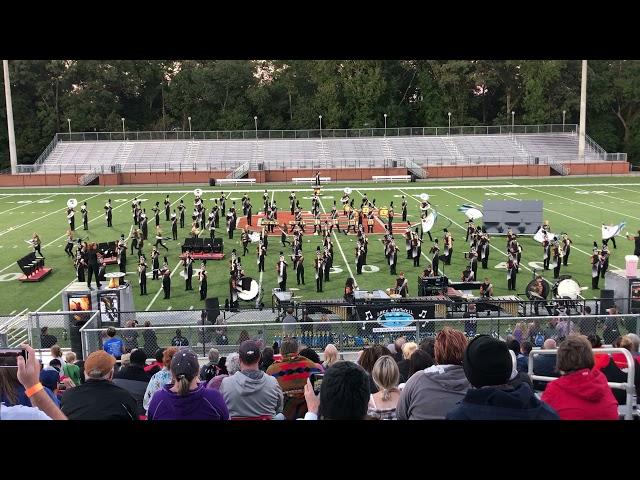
[266,355,322,419]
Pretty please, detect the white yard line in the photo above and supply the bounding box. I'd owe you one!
[318,196,355,279]
[513,183,640,222]
[0,191,108,237]
[483,187,623,270]
[0,193,58,215]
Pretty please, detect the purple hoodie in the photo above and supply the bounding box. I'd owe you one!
[147,383,229,420]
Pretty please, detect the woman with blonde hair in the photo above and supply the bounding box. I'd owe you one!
[367,355,401,420]
[397,341,418,383]
[322,344,339,370]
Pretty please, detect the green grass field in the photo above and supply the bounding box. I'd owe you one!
[0,176,639,316]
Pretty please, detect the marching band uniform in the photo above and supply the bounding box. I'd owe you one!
[542,235,551,270]
[430,240,440,275]
[241,229,250,256]
[367,210,374,234]
[591,247,601,289]
[161,259,171,299]
[507,254,518,291]
[600,245,610,279]
[412,234,422,267]
[355,242,364,275]
[81,203,88,230]
[212,204,219,229]
[388,240,398,275]
[75,251,86,283]
[315,250,324,292]
[443,229,453,265]
[184,253,194,290]
[67,207,75,231]
[171,214,178,240]
[294,250,305,285]
[396,274,408,297]
[164,195,171,221]
[479,235,490,269]
[289,192,296,215]
[405,231,413,260]
[138,257,147,295]
[263,190,269,215]
[552,239,562,279]
[562,234,572,266]
[227,211,236,239]
[207,214,215,240]
[151,248,160,280]
[104,200,112,227]
[277,254,288,291]
[257,242,266,272]
[401,197,408,222]
[65,231,74,257]
[141,213,148,240]
[466,221,475,243]
[331,203,339,233]
[387,203,394,232]
[246,200,252,226]
[468,246,478,280]
[117,236,127,274]
[178,200,185,228]
[323,248,332,282]
[219,193,226,220]
[346,210,356,234]
[199,264,208,300]
[132,199,139,226]
[153,202,161,227]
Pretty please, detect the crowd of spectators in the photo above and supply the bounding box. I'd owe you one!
[2,325,638,421]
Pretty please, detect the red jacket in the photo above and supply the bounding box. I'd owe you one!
[541,368,618,420]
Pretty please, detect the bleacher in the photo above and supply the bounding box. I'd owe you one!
[35,129,615,174]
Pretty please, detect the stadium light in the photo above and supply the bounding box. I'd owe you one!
[188,116,192,137]
[67,118,71,137]
[511,111,515,135]
[319,115,323,139]
[121,118,125,139]
[384,113,387,136]
[448,112,451,136]
[562,110,566,132]
[254,116,258,139]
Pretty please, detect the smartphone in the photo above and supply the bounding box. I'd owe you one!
[0,348,27,368]
[309,373,325,395]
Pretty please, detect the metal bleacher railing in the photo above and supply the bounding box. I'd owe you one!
[17,123,627,175]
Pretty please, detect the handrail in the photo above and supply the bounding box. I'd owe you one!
[528,347,636,420]
[32,135,59,169]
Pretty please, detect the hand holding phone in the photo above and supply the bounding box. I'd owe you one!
[0,348,26,368]
[309,373,324,395]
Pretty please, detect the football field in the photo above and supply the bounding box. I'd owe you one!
[0,176,639,315]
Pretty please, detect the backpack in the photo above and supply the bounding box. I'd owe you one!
[534,332,545,348]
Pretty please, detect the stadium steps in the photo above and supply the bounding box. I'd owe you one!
[252,140,264,170]
[116,141,133,165]
[0,312,30,348]
[186,141,201,164]
[442,136,463,159]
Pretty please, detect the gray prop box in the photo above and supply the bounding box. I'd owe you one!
[482,200,543,235]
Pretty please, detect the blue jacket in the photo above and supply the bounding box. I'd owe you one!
[446,383,559,420]
[516,353,529,373]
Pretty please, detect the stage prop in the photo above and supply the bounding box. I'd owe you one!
[16,252,51,282]
[482,200,543,235]
[605,268,640,315]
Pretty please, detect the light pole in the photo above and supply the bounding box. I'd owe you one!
[562,110,566,132]
[448,112,451,135]
[67,118,71,137]
[121,117,125,139]
[254,116,258,139]
[511,111,515,135]
[319,115,323,139]
[384,113,387,136]
[188,116,192,138]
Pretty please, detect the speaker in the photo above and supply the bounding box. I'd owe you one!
[209,179,216,186]
[599,289,615,315]
[69,320,87,360]
[205,297,220,323]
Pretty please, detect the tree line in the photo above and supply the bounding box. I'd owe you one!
[0,60,638,169]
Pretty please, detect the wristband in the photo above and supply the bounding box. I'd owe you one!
[25,383,44,398]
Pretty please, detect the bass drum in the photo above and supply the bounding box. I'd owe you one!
[525,278,549,300]
[237,277,260,301]
[556,278,582,300]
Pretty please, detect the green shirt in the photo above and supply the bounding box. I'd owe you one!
[63,363,82,387]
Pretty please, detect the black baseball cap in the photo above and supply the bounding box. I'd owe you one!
[239,340,261,364]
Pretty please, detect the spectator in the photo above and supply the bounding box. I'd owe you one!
[397,342,418,384]
[299,347,324,372]
[121,320,139,353]
[580,306,597,336]
[50,345,66,369]
[171,329,189,347]
[119,353,131,373]
[260,347,275,372]
[447,335,558,420]
[419,337,436,358]
[148,349,229,421]
[220,340,284,419]
[199,348,221,383]
[603,306,621,345]
[103,327,124,359]
[387,336,407,363]
[142,321,159,358]
[237,330,250,345]
[615,336,640,396]
[40,327,58,349]
[303,361,370,420]
[367,356,401,420]
[532,338,559,391]
[39,369,63,404]
[506,339,520,359]
[322,344,339,370]
[507,349,533,389]
[62,352,82,388]
[626,334,640,358]
[513,321,529,344]
[1,367,58,408]
[541,335,618,420]
[397,327,470,420]
[60,350,137,420]
[358,344,392,394]
[407,349,433,378]
[143,347,178,412]
[590,334,630,405]
[207,352,240,391]
[48,358,62,373]
[517,341,533,374]
[282,307,297,337]
[113,349,151,417]
[0,343,67,420]
[266,337,322,420]
[144,348,164,377]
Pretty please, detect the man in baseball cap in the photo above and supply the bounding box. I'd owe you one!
[60,350,137,420]
[219,340,283,419]
[446,335,559,420]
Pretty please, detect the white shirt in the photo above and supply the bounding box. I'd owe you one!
[0,403,51,420]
